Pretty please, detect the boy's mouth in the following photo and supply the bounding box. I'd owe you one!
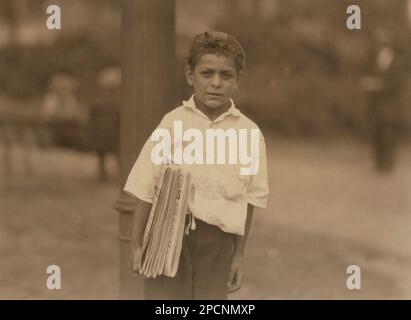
[207,93,223,97]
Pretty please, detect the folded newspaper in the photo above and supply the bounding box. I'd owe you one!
[138,165,193,278]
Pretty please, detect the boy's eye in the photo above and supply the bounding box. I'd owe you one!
[222,73,233,79]
[201,71,212,76]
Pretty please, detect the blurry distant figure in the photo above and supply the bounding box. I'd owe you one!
[89,66,121,180]
[42,73,87,123]
[361,28,404,173]
[38,69,120,181]
[41,73,88,149]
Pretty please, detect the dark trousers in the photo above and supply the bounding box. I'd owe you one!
[143,218,234,300]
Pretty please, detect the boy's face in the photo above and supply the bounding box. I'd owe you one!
[185,53,239,110]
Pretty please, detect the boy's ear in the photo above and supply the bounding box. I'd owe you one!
[233,72,241,90]
[234,79,239,91]
[185,65,194,86]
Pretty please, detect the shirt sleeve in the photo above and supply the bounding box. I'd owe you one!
[123,115,170,203]
[246,131,269,208]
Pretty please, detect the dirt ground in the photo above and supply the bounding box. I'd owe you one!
[1,135,411,299]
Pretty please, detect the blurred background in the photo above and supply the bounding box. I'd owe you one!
[1,0,411,299]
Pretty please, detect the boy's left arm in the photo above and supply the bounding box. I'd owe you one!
[227,203,254,293]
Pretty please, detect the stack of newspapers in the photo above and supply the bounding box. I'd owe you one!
[138,165,192,278]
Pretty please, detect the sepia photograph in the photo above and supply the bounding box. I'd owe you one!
[0,0,411,300]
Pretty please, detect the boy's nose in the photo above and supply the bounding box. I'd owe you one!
[211,75,222,88]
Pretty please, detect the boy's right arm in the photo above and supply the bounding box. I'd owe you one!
[130,198,152,271]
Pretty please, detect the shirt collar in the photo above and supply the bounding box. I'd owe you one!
[183,95,241,121]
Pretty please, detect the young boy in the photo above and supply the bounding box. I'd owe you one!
[124,31,269,300]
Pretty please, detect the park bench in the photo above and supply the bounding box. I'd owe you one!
[0,106,119,181]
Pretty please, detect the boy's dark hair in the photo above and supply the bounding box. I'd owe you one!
[188,31,246,74]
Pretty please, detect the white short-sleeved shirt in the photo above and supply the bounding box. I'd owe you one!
[124,95,269,235]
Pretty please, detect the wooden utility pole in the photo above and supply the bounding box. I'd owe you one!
[114,0,175,299]
[408,0,411,29]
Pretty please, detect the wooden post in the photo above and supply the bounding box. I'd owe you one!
[114,0,175,299]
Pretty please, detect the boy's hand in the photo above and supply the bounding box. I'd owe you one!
[129,246,143,274]
[227,254,244,293]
